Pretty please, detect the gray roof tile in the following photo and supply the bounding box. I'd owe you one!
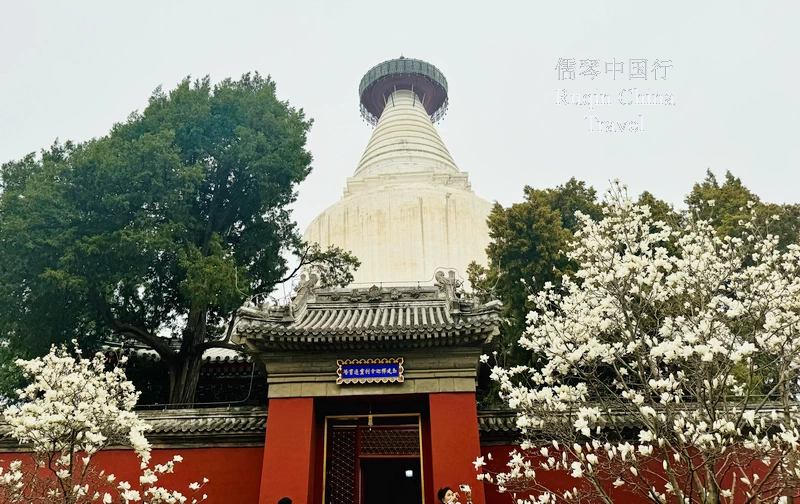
[233,286,503,351]
[0,407,268,450]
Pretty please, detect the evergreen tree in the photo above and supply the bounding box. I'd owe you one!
[0,74,359,404]
[468,178,602,377]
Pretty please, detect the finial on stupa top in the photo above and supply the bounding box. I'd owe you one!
[358,57,449,126]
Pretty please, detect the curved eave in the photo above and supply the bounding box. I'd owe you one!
[237,323,497,352]
[476,402,800,444]
[125,350,249,364]
[0,407,269,450]
[132,354,250,364]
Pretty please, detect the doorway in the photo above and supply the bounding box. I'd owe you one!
[323,414,425,504]
[360,458,422,504]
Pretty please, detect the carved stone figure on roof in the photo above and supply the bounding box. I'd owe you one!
[292,273,319,313]
[435,270,462,310]
[296,272,319,294]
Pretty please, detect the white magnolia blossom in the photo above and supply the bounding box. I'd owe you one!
[477,183,800,504]
[0,343,209,503]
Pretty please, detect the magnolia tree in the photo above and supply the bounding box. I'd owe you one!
[0,344,208,503]
[477,184,800,504]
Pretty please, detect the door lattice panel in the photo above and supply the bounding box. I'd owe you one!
[327,428,356,504]
[360,427,420,456]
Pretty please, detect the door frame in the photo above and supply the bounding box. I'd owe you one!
[322,413,425,504]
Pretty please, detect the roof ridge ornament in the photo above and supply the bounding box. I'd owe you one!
[291,272,318,315]
[434,270,462,312]
[367,285,382,301]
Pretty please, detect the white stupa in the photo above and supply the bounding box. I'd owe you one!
[304,57,492,286]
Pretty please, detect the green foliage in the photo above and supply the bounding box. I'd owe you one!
[0,73,359,403]
[685,169,758,238]
[767,202,800,249]
[0,344,25,404]
[637,190,679,226]
[684,170,800,397]
[470,178,602,402]
[685,169,800,249]
[473,172,800,408]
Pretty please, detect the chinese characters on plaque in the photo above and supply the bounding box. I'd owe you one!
[336,357,404,384]
[555,58,672,80]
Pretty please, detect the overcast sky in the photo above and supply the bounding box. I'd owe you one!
[2,1,798,233]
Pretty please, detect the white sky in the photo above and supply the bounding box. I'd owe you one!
[2,0,799,236]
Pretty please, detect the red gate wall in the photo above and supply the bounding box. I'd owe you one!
[0,447,264,503]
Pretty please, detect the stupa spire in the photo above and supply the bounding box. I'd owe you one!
[358,57,449,125]
[350,57,461,184]
[354,89,458,179]
[303,56,491,286]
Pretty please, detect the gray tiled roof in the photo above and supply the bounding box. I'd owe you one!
[136,407,267,446]
[0,407,268,451]
[138,407,266,434]
[234,285,502,351]
[291,303,454,331]
[478,410,518,433]
[132,346,248,364]
[0,406,519,451]
[102,342,249,364]
[477,402,800,443]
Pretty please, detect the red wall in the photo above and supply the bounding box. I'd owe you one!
[422,410,435,504]
[260,397,317,504]
[430,393,486,504]
[480,445,660,504]
[479,446,510,504]
[0,447,264,503]
[479,445,800,504]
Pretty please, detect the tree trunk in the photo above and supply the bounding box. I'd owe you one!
[166,305,208,405]
[782,367,796,504]
[167,352,204,406]
[704,461,720,504]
